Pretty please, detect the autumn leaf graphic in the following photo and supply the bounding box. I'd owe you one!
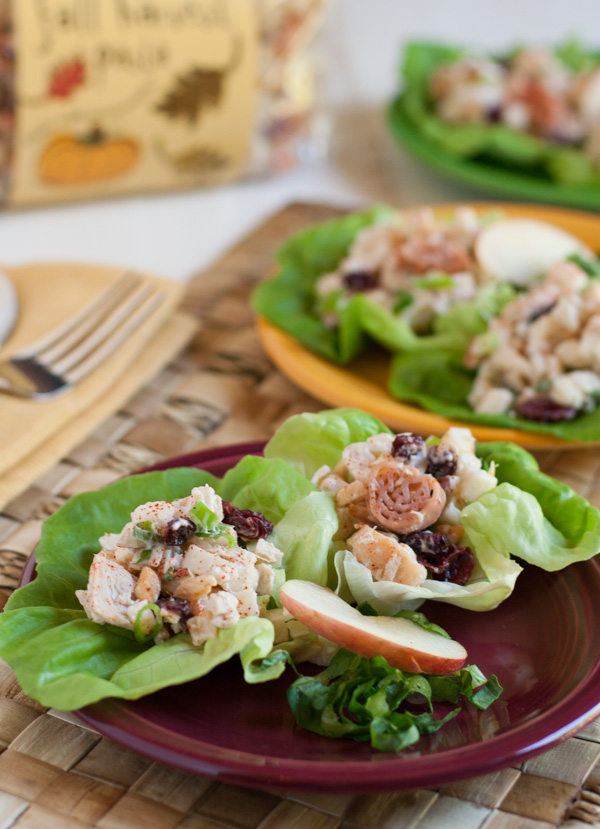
[48,57,86,99]
[155,68,226,124]
[155,37,242,124]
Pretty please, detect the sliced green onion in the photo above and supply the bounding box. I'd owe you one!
[134,603,163,644]
[215,526,237,547]
[410,271,456,290]
[568,252,600,278]
[393,290,413,314]
[136,548,153,563]
[315,289,344,316]
[137,520,153,530]
[470,330,500,361]
[190,502,221,534]
[536,378,552,393]
[133,522,158,544]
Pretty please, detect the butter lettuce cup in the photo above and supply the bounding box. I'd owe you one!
[252,205,516,366]
[265,408,600,615]
[0,455,338,711]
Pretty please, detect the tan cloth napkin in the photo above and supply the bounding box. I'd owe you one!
[0,312,197,509]
[0,263,198,507]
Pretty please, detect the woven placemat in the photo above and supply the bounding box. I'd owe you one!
[0,202,599,829]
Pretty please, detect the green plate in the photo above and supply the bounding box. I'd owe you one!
[388,95,600,212]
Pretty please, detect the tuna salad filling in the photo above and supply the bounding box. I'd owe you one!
[314,206,488,332]
[76,485,284,648]
[312,426,497,590]
[429,47,600,165]
[466,258,600,421]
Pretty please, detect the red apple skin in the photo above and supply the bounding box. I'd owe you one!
[278,582,467,675]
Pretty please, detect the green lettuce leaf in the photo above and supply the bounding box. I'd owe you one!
[389,349,600,441]
[464,441,600,570]
[0,609,280,710]
[252,205,509,366]
[253,206,394,364]
[432,282,516,343]
[270,492,338,587]
[0,459,329,710]
[264,408,391,479]
[350,295,463,355]
[219,455,315,524]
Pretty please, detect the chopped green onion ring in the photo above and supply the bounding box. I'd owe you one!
[134,603,163,644]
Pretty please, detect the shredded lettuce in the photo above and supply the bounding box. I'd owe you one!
[287,648,502,752]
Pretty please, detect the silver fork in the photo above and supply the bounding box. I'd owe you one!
[0,272,165,399]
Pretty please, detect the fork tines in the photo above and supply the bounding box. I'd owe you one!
[13,271,165,393]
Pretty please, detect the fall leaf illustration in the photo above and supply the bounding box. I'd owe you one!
[48,57,86,99]
[155,68,226,124]
[155,38,242,124]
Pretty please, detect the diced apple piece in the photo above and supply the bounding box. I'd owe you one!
[476,219,592,287]
[278,580,467,674]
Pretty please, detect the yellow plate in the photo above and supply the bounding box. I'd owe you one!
[256,203,600,449]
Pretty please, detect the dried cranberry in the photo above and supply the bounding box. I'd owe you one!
[400,531,475,586]
[401,531,446,557]
[162,516,196,546]
[486,104,502,122]
[157,596,192,630]
[516,397,578,423]
[342,270,379,294]
[433,545,475,585]
[392,432,425,462]
[426,444,458,478]
[222,502,273,541]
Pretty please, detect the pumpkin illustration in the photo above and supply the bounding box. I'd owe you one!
[39,128,140,185]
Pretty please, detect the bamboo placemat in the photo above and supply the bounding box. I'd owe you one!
[1,202,600,829]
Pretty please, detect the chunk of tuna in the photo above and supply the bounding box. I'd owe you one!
[76,552,138,629]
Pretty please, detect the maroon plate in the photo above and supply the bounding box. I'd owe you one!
[20,443,600,792]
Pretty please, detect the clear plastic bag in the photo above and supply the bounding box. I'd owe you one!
[251,0,331,174]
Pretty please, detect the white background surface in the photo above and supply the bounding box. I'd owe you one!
[0,0,598,283]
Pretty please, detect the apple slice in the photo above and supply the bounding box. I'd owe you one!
[475,218,592,287]
[278,580,467,674]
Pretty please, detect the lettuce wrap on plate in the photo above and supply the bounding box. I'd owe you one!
[0,456,337,710]
[255,198,600,441]
[388,42,600,210]
[253,205,514,365]
[265,408,600,615]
